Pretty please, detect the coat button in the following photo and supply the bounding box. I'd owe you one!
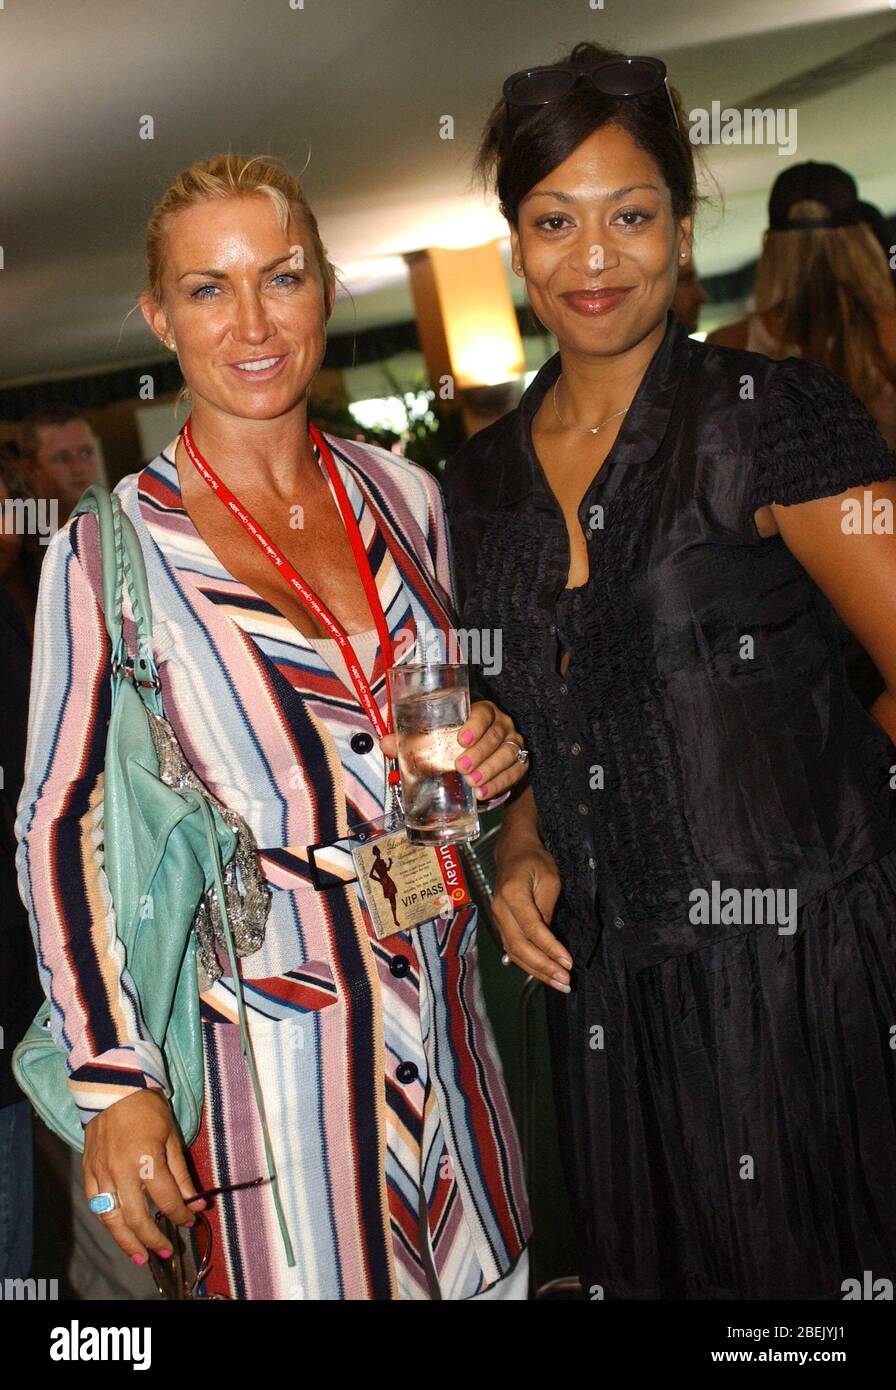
[390,955,411,978]
[396,1061,418,1085]
[571,742,582,756]
[559,683,568,695]
[350,731,374,754]
[613,916,625,929]
[578,803,589,816]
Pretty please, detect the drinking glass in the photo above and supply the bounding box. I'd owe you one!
[388,663,480,846]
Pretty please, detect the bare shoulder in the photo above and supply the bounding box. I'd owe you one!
[706,319,750,350]
[874,309,896,378]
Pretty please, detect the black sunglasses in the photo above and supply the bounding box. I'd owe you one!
[149,1209,225,1300]
[147,1176,265,1300]
[502,55,680,134]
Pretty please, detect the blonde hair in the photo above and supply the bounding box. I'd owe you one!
[755,199,896,408]
[145,153,337,305]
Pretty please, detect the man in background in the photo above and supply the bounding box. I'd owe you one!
[0,446,43,1282]
[19,405,99,527]
[11,408,155,1295]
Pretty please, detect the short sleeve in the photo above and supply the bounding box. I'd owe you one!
[753,358,896,513]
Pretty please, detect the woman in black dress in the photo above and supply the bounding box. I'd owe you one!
[444,41,896,1299]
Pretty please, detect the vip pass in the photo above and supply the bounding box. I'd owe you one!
[352,823,471,940]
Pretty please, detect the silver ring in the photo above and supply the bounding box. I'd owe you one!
[500,952,512,967]
[503,738,529,765]
[87,1191,120,1216]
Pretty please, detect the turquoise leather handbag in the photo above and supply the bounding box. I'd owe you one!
[13,485,294,1264]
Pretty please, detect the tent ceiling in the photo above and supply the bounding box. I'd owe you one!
[3,0,895,382]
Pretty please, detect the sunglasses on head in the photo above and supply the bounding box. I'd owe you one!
[502,55,680,134]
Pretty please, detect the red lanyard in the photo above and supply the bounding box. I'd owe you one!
[181,416,400,784]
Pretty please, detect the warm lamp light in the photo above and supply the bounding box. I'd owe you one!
[422,243,525,390]
[453,336,525,389]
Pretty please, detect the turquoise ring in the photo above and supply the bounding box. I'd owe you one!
[87,1191,119,1216]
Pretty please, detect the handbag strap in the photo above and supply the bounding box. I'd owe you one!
[185,789,296,1268]
[71,484,164,717]
[73,483,296,1267]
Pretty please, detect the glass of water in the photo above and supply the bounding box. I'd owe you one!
[388,662,481,846]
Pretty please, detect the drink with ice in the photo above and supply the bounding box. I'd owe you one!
[389,665,480,846]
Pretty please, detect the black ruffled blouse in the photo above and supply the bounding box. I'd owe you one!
[444,312,896,972]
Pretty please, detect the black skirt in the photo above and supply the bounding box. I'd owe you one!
[545,850,896,1299]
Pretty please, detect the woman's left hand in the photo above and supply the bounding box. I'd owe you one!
[379,700,528,801]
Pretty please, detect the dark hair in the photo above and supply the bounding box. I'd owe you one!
[477,41,698,226]
[19,403,90,464]
[0,443,44,603]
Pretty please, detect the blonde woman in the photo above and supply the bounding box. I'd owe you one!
[15,155,532,1300]
[710,161,896,446]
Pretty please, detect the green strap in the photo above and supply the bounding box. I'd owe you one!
[189,791,296,1268]
[74,485,295,1268]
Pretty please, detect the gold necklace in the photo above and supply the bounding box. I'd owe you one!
[552,375,630,435]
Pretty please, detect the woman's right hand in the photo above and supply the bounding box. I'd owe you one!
[492,831,572,992]
[83,1089,206,1264]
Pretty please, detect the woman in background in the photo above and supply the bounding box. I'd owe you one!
[710,161,896,447]
[712,163,896,706]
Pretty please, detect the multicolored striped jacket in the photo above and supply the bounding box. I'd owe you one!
[15,432,531,1299]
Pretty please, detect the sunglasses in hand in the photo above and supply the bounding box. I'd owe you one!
[147,1175,265,1300]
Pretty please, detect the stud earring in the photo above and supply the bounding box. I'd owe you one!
[162,335,176,350]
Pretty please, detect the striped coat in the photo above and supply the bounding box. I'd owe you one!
[15,431,531,1299]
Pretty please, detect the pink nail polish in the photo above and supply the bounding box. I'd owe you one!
[458,756,471,770]
[158,1248,172,1260]
[460,730,474,745]
[472,770,482,783]
[131,1253,146,1266]
[478,784,490,798]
